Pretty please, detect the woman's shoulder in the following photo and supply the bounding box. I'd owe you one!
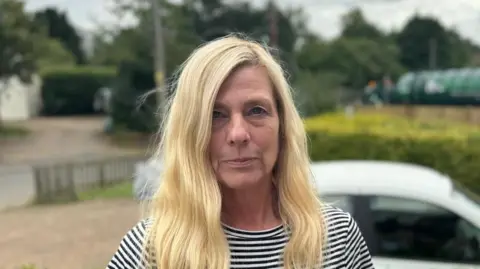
[321,203,358,239]
[130,217,155,242]
[322,203,354,228]
[321,203,374,268]
[121,218,153,240]
[106,218,154,269]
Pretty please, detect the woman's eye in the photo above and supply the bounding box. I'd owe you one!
[213,111,224,119]
[249,106,267,116]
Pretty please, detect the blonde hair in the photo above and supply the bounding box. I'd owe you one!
[144,34,326,269]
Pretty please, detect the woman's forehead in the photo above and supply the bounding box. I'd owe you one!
[215,66,274,101]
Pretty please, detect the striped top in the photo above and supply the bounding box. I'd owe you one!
[106,205,374,269]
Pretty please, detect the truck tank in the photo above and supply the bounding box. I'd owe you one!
[364,68,480,106]
[390,68,480,105]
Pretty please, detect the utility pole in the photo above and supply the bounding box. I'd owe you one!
[268,1,278,47]
[152,0,167,119]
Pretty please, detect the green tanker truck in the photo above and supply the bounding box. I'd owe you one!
[364,68,480,106]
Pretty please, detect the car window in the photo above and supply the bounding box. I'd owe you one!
[370,195,480,264]
[321,194,354,214]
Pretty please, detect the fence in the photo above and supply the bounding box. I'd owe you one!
[0,154,146,210]
[33,154,144,204]
[357,104,480,124]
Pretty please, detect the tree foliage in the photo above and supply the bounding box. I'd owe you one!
[340,8,384,41]
[0,0,36,83]
[33,7,86,64]
[84,1,480,130]
[0,1,82,81]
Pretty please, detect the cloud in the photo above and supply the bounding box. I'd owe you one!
[23,0,128,31]
[23,0,480,44]
[274,0,480,44]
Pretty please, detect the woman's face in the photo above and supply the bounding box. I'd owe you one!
[208,65,280,190]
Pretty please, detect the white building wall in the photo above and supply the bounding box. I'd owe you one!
[0,75,42,121]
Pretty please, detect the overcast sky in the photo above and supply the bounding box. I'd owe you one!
[23,0,480,45]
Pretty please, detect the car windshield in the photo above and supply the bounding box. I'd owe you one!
[453,181,480,208]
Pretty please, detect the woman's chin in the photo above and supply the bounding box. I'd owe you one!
[218,172,266,190]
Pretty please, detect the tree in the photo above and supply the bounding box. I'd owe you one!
[91,0,201,131]
[445,28,480,67]
[296,37,405,90]
[33,7,86,64]
[340,8,384,40]
[396,15,452,70]
[91,0,202,76]
[294,70,346,117]
[90,27,147,66]
[33,36,76,70]
[0,0,37,124]
[0,0,36,82]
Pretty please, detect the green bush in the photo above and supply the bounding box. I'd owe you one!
[305,112,480,194]
[110,61,158,133]
[40,66,116,115]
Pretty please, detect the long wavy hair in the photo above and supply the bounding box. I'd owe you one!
[143,34,326,269]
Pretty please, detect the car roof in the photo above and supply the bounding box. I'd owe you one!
[135,159,454,199]
[310,160,453,197]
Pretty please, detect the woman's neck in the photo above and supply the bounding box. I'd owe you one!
[220,182,281,231]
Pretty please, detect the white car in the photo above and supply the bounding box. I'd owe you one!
[313,160,480,269]
[133,160,480,268]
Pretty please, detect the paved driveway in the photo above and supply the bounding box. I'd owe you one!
[0,116,144,165]
[0,165,35,211]
[0,116,147,210]
[0,199,141,269]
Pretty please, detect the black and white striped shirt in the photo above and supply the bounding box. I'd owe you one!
[106,205,374,269]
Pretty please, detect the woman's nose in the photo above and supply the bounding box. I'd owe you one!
[227,114,250,145]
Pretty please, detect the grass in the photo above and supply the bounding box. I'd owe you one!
[17,264,42,269]
[0,124,29,138]
[29,181,134,207]
[77,181,134,201]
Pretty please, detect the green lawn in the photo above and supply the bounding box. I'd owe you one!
[30,180,135,206]
[78,181,134,201]
[0,125,29,138]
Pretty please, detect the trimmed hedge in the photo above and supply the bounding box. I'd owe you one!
[304,112,480,194]
[40,66,116,115]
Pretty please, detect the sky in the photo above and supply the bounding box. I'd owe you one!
[23,0,480,45]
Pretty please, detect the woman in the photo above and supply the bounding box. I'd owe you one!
[107,35,374,269]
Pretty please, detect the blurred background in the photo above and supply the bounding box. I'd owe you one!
[1,0,480,268]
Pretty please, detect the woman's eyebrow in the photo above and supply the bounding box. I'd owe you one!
[214,96,274,109]
[244,97,274,109]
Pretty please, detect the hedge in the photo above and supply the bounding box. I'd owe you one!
[40,66,116,115]
[304,112,480,194]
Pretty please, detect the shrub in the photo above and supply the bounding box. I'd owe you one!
[109,61,158,133]
[40,66,116,115]
[304,112,480,194]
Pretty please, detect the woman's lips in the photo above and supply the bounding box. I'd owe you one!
[224,157,257,167]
